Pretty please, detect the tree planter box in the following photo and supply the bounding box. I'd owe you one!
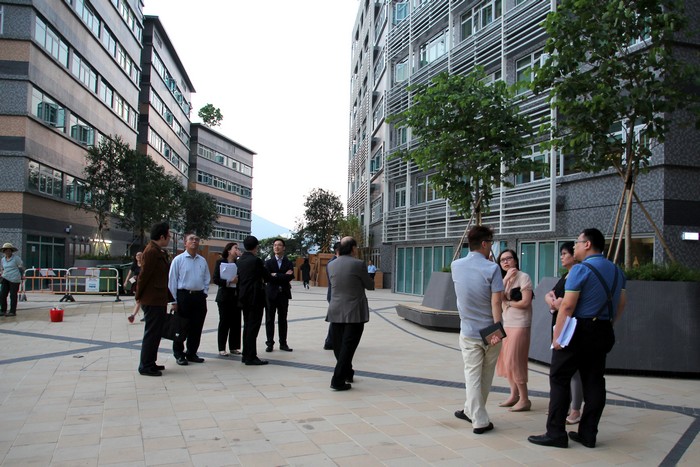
[530,279,700,375]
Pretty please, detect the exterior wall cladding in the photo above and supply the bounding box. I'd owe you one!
[346,0,700,295]
[0,1,253,268]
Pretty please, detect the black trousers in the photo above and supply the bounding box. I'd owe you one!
[173,290,207,358]
[217,299,241,352]
[139,305,166,371]
[0,278,20,314]
[242,303,264,361]
[546,319,615,443]
[265,295,289,346]
[330,322,364,387]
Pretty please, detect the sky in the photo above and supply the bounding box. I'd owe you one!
[142,0,360,233]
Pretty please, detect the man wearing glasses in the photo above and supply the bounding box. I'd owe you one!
[451,225,504,434]
[529,228,626,449]
[169,233,210,366]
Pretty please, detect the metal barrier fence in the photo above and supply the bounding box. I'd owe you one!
[22,267,121,302]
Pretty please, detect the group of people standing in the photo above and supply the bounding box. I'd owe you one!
[452,225,626,449]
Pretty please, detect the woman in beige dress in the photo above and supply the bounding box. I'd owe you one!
[496,249,533,412]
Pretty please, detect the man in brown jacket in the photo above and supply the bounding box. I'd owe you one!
[136,221,173,376]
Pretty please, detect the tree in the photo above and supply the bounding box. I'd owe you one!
[198,103,223,127]
[299,188,344,253]
[82,136,131,254]
[181,190,218,239]
[337,215,364,248]
[533,0,700,267]
[118,150,185,248]
[388,69,537,226]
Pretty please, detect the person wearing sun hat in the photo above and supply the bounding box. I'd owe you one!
[1,243,24,317]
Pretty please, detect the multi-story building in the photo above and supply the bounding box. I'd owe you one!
[0,0,143,267]
[347,0,700,295]
[138,15,192,181]
[189,123,253,251]
[0,2,255,268]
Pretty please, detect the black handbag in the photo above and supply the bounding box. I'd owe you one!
[509,286,523,302]
[161,311,188,343]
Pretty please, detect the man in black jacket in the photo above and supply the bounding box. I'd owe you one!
[264,238,295,352]
[236,236,271,365]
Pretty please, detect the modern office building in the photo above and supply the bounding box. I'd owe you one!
[138,15,192,181]
[189,123,254,252]
[0,0,144,267]
[347,0,700,295]
[0,1,255,268]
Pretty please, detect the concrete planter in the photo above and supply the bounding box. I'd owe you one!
[530,279,700,375]
[396,272,459,330]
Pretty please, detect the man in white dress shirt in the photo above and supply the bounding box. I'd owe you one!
[169,233,210,366]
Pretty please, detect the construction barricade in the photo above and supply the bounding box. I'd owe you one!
[21,268,69,301]
[62,267,122,302]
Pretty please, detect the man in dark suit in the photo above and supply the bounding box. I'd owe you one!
[326,236,374,391]
[136,221,173,377]
[236,236,271,365]
[264,238,295,352]
[323,241,340,350]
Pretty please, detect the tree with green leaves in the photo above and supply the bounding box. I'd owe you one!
[337,214,364,248]
[388,69,537,226]
[118,149,185,248]
[181,190,218,239]
[299,188,344,253]
[82,136,131,254]
[198,103,223,127]
[533,0,700,267]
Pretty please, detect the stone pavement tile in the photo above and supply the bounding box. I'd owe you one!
[56,432,102,448]
[15,425,57,447]
[98,445,145,464]
[334,454,386,466]
[143,435,186,451]
[262,428,309,445]
[51,459,98,467]
[179,416,219,431]
[410,444,461,463]
[453,445,503,463]
[234,449,286,466]
[184,438,232,455]
[307,429,353,446]
[51,444,100,463]
[275,440,322,458]
[318,440,367,458]
[190,450,239,467]
[364,441,415,461]
[285,452,336,466]
[144,447,190,465]
[377,423,420,437]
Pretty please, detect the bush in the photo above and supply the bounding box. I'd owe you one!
[623,262,700,282]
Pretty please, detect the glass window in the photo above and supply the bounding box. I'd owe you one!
[516,51,542,94]
[394,1,408,24]
[519,243,537,284]
[395,181,406,208]
[395,57,409,83]
[413,247,423,295]
[419,30,448,68]
[31,87,65,130]
[461,12,473,41]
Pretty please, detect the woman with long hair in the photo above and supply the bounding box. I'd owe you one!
[496,249,534,412]
[213,242,242,356]
[544,241,584,424]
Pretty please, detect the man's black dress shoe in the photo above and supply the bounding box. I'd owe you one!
[473,422,494,434]
[569,431,595,448]
[279,344,293,352]
[245,358,268,366]
[528,433,569,448]
[176,356,188,366]
[155,365,165,371]
[265,345,273,352]
[139,368,162,377]
[323,344,332,350]
[330,383,352,391]
[454,410,472,423]
[186,355,204,363]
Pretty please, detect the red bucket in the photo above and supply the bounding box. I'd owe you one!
[50,307,64,322]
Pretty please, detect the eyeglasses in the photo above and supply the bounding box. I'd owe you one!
[574,239,587,244]
[499,256,514,263]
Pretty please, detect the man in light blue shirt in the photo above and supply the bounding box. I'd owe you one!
[451,226,504,434]
[169,233,210,366]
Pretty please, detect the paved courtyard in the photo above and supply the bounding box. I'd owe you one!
[0,284,698,466]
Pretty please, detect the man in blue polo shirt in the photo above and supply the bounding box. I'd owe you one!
[529,228,626,449]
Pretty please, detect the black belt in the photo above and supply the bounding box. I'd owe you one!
[178,289,204,294]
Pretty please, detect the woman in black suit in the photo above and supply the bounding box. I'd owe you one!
[213,242,241,356]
